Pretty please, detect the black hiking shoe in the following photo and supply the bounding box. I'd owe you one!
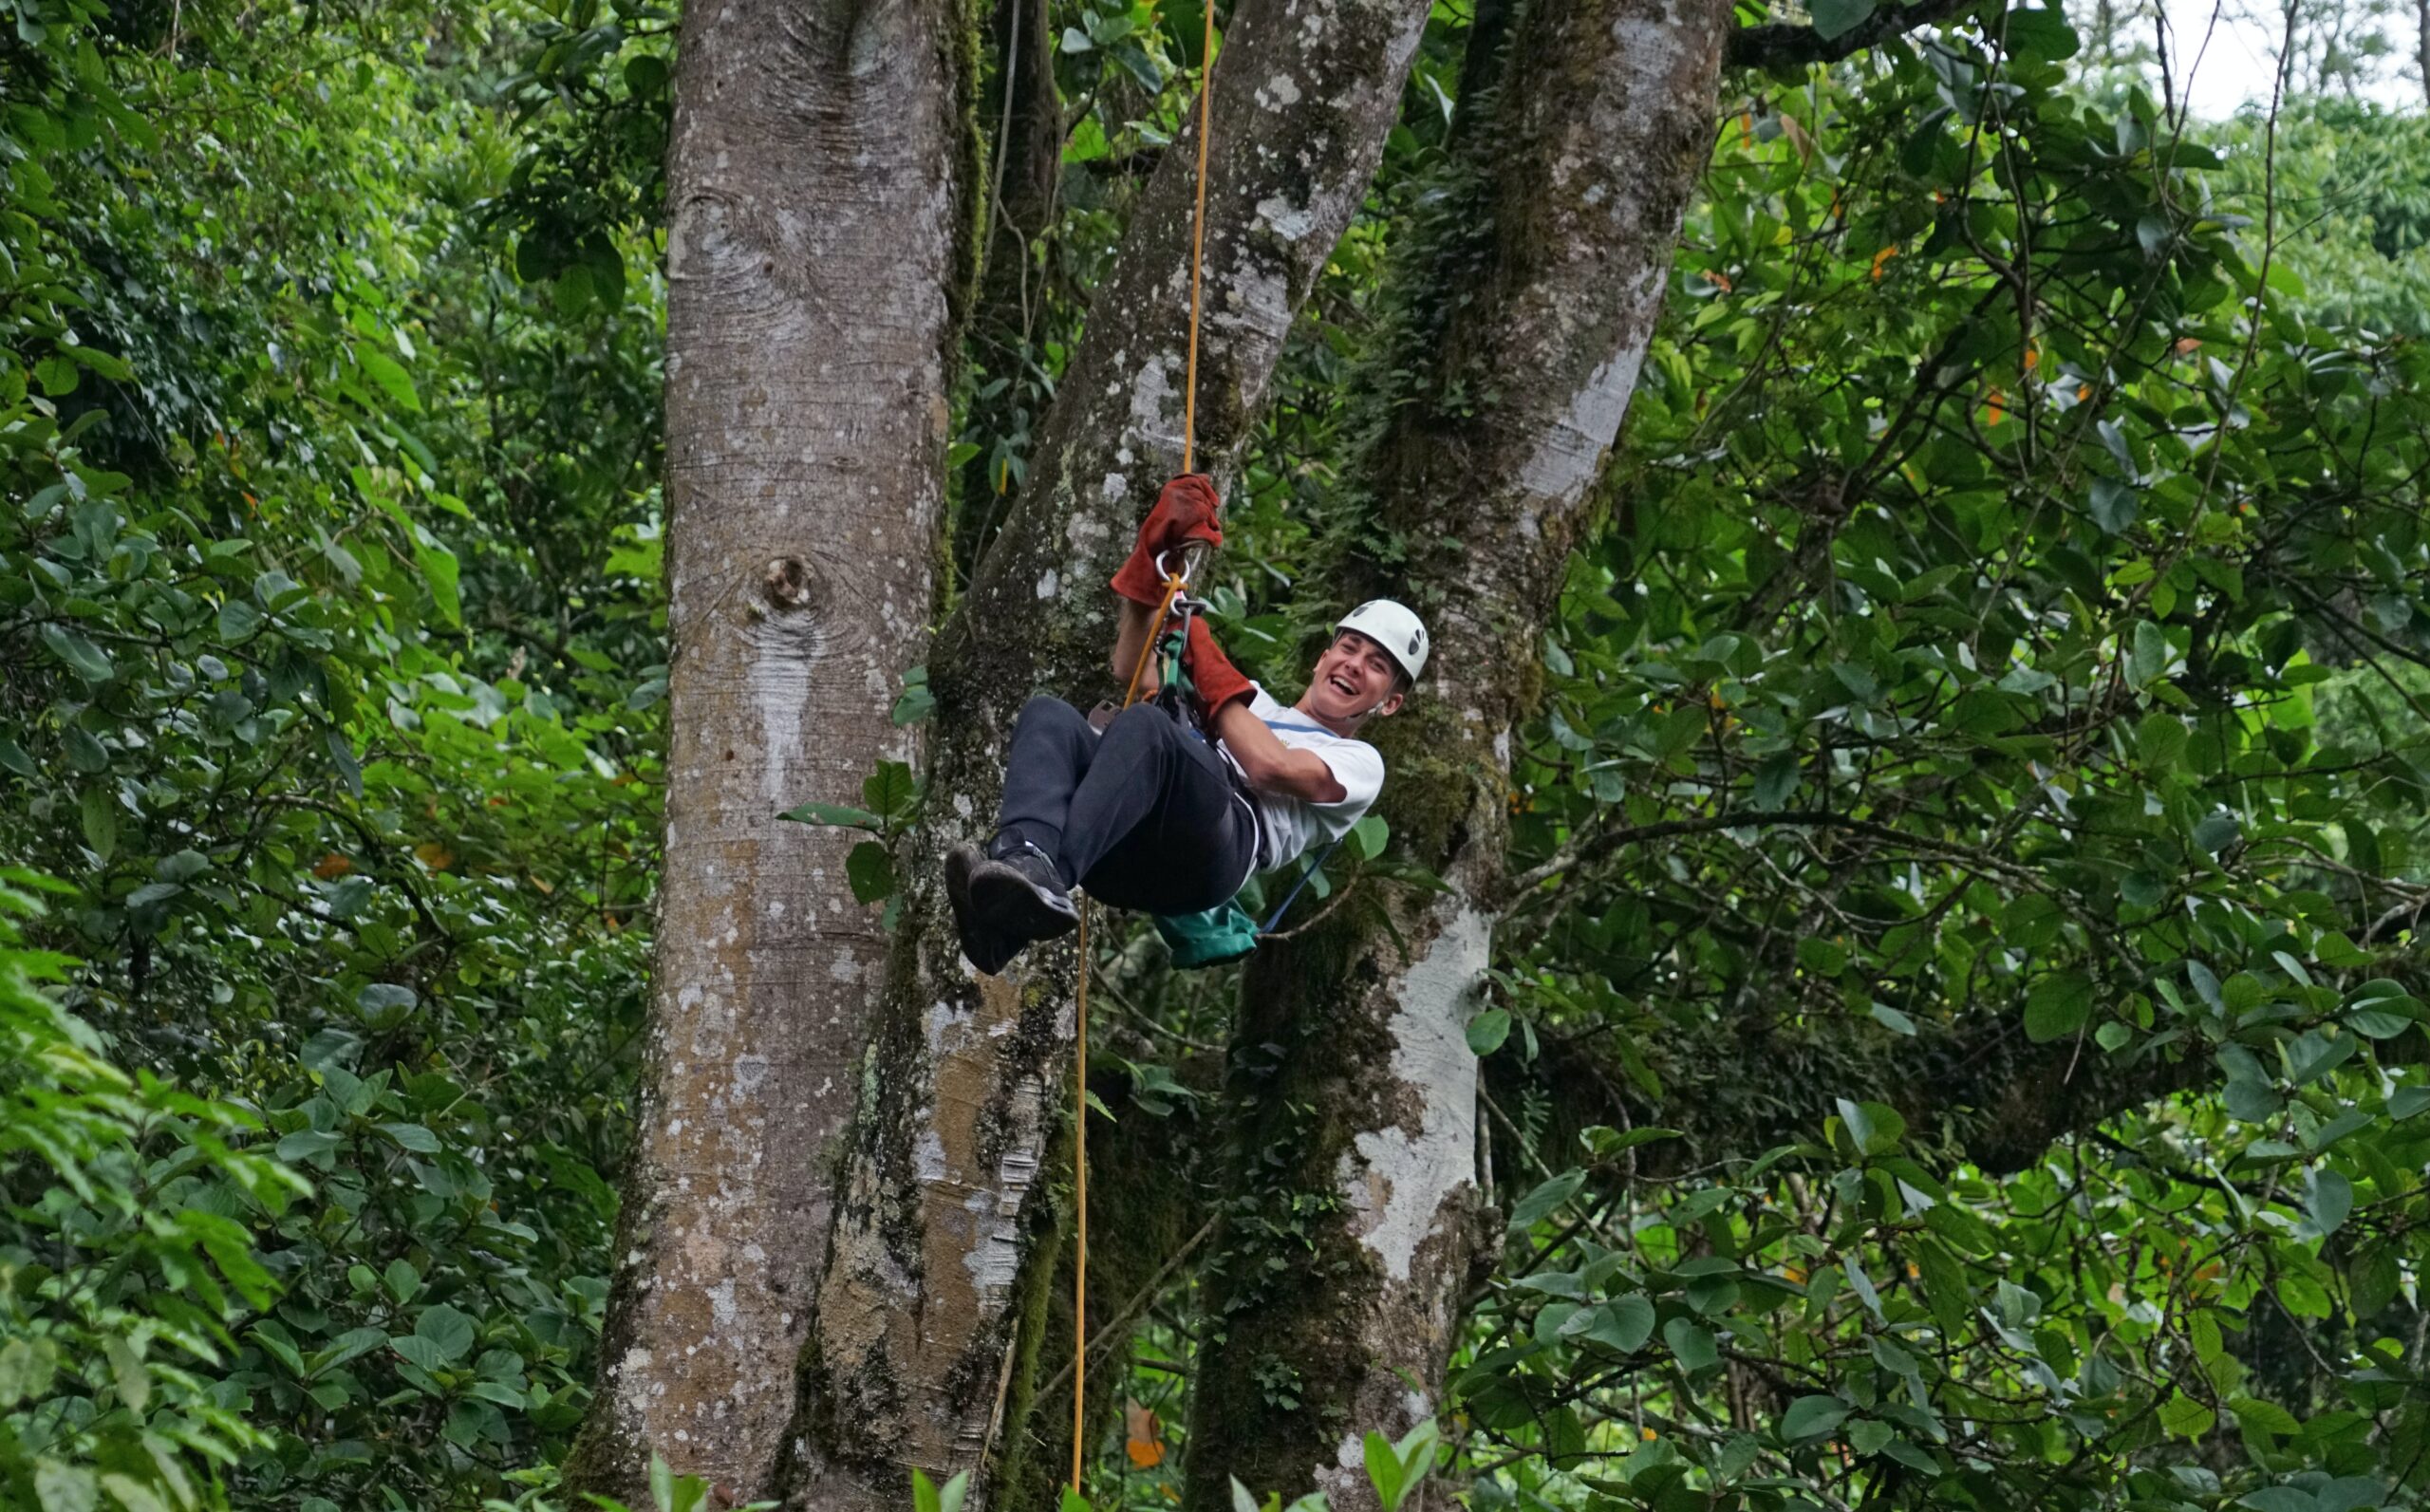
[977,838,1080,943]
[944,843,1019,976]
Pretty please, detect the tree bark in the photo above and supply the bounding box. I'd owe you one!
[782,0,1435,1503]
[1182,0,1732,1503]
[568,0,974,1502]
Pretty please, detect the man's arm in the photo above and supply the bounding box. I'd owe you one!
[1212,700,1347,803]
[1111,596,1162,697]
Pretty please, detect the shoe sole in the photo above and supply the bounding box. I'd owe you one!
[944,845,1020,975]
[969,857,1080,947]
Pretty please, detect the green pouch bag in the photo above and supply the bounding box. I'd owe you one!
[1151,902,1262,969]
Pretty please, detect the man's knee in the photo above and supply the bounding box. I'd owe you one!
[1102,702,1178,748]
[1015,695,1090,738]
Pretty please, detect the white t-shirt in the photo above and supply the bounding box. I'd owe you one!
[1217,685,1386,871]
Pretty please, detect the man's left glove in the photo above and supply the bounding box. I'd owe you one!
[1111,474,1224,606]
[1183,617,1256,722]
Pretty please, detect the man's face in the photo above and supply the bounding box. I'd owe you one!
[1305,630,1407,724]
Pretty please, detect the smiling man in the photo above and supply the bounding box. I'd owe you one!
[944,476,1428,976]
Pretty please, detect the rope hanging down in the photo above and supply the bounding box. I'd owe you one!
[1075,1,1219,1489]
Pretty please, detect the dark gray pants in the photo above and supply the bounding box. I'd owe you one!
[997,696,1258,915]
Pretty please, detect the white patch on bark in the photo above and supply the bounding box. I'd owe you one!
[1338,905,1487,1281]
[961,1076,1048,1298]
[1514,345,1647,509]
[751,629,813,810]
[1037,569,1060,599]
[1255,195,1317,242]
[925,999,973,1055]
[1259,71,1302,107]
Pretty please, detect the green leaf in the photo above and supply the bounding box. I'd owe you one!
[380,1122,442,1153]
[34,354,79,396]
[390,1334,451,1373]
[103,1335,148,1411]
[2024,971,2091,1042]
[1580,1125,1683,1158]
[0,1339,53,1409]
[415,1303,477,1364]
[80,788,117,863]
[1466,1008,1511,1055]
[356,345,423,412]
[218,596,265,639]
[1350,813,1390,861]
[98,1477,171,1512]
[651,1453,711,1512]
[863,760,919,820]
[2300,1169,2352,1240]
[1580,1295,1655,1353]
[2159,1390,2216,1439]
[416,538,462,628]
[2192,812,2241,854]
[1362,1430,1405,1512]
[2002,6,2081,60]
[39,623,113,682]
[276,1129,344,1162]
[1834,1097,1905,1157]
[1779,1394,1849,1443]
[1809,0,1876,42]
[2137,711,2187,770]
[1508,1169,1585,1230]
[33,1461,97,1512]
[2089,476,2139,533]
[778,802,885,830]
[891,684,938,726]
[846,840,896,905]
[1664,1316,1720,1373]
[385,1258,421,1303]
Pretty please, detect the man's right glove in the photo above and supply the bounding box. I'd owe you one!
[1110,474,1224,605]
[1183,616,1256,722]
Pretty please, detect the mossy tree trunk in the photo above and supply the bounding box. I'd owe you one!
[780,0,1435,1504]
[1181,0,1733,1503]
[990,1034,1217,1512]
[956,0,1065,572]
[567,0,976,1503]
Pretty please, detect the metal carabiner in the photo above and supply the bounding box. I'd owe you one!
[1152,539,1214,590]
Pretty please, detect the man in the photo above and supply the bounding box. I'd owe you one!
[944,476,1429,975]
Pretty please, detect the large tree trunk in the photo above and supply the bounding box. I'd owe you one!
[568,1,974,1502]
[1182,0,1732,1503]
[781,0,1434,1503]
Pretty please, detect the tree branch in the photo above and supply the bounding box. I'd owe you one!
[1724,0,1979,69]
[1513,1002,2211,1180]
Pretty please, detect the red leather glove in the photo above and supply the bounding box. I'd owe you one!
[1110,475,1224,605]
[1184,616,1255,721]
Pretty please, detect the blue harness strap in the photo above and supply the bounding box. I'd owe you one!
[1260,834,1345,934]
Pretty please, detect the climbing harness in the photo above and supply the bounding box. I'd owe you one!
[1075,0,1221,1486]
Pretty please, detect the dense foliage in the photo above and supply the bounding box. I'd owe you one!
[3,0,2426,1511]
[3,2,664,1506]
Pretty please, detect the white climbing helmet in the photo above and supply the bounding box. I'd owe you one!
[1336,599,1429,684]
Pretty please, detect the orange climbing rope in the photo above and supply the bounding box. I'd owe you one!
[1075,1,1221,1485]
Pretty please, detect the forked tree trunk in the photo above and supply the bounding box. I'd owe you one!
[1183,0,1732,1503]
[567,2,974,1502]
[782,0,1435,1503]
